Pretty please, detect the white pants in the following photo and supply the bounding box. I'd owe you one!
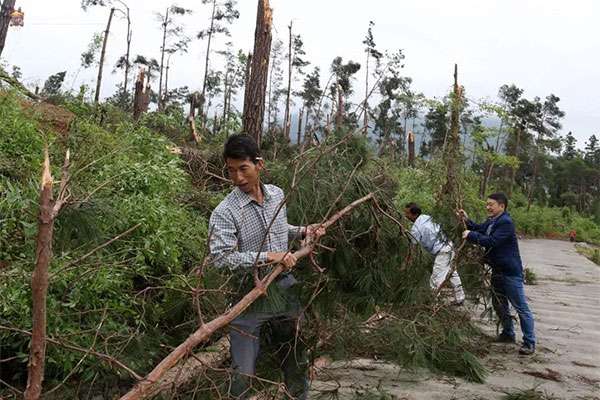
[431,249,465,303]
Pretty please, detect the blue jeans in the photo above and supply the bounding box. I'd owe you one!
[491,274,536,347]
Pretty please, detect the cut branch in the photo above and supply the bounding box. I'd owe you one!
[119,193,374,400]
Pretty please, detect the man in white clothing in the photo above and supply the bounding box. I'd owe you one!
[404,202,465,305]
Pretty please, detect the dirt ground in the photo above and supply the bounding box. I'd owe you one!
[309,239,600,399]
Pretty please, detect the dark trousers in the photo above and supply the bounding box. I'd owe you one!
[229,306,308,399]
[491,274,536,347]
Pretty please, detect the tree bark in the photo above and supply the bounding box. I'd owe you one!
[119,193,374,400]
[242,0,272,146]
[0,0,16,57]
[24,148,70,400]
[133,69,150,120]
[296,106,304,147]
[157,8,169,111]
[283,21,293,141]
[407,130,415,166]
[95,7,115,104]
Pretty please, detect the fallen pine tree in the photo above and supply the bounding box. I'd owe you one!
[119,193,375,400]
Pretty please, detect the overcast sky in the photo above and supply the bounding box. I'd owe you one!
[3,0,599,146]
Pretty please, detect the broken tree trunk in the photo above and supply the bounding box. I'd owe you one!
[94,7,115,104]
[24,148,70,400]
[0,0,16,57]
[133,70,149,121]
[138,336,230,399]
[242,0,272,146]
[119,193,375,400]
[408,130,415,166]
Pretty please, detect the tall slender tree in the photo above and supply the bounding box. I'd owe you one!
[282,24,309,141]
[362,20,382,135]
[157,5,191,111]
[198,0,239,126]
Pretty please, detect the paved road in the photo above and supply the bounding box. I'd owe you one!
[310,239,600,399]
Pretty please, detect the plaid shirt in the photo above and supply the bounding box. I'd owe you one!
[209,184,304,270]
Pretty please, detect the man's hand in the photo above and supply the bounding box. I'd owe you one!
[267,252,297,270]
[462,230,471,239]
[457,209,469,221]
[305,224,326,240]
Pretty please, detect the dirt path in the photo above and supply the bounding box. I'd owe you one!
[310,239,600,399]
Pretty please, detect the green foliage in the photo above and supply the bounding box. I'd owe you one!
[510,205,600,244]
[0,95,215,387]
[523,267,537,285]
[323,308,488,383]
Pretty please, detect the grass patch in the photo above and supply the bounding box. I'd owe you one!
[575,243,600,266]
[524,268,538,285]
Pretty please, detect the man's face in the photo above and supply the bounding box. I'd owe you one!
[225,157,263,193]
[403,208,417,222]
[486,198,505,217]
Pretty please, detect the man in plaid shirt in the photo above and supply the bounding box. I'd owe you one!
[209,134,324,399]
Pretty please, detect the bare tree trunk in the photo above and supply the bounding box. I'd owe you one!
[119,193,374,400]
[267,48,275,134]
[335,84,344,129]
[200,0,217,129]
[363,51,369,135]
[95,7,115,104]
[0,0,16,57]
[164,56,171,107]
[242,52,252,110]
[297,106,304,147]
[24,148,70,400]
[221,73,229,129]
[509,125,522,197]
[283,21,293,141]
[408,130,415,166]
[133,70,149,120]
[157,8,169,111]
[480,160,495,199]
[122,4,132,93]
[242,0,272,146]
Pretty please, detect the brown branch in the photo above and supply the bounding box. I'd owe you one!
[119,193,374,400]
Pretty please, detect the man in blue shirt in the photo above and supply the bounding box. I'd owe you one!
[404,203,465,305]
[459,192,536,355]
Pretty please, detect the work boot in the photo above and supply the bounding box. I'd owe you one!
[493,333,516,343]
[518,343,535,355]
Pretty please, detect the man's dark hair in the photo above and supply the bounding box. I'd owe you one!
[488,192,509,209]
[223,134,262,163]
[404,202,422,216]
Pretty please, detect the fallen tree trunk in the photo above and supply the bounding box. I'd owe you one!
[141,336,230,399]
[120,192,374,400]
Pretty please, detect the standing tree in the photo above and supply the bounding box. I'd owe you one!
[362,20,382,135]
[0,0,16,57]
[82,1,132,98]
[217,43,248,129]
[330,56,361,129]
[157,5,191,111]
[198,0,239,127]
[282,23,310,141]
[163,37,191,107]
[266,38,284,134]
[563,131,578,160]
[298,66,322,146]
[242,0,272,146]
